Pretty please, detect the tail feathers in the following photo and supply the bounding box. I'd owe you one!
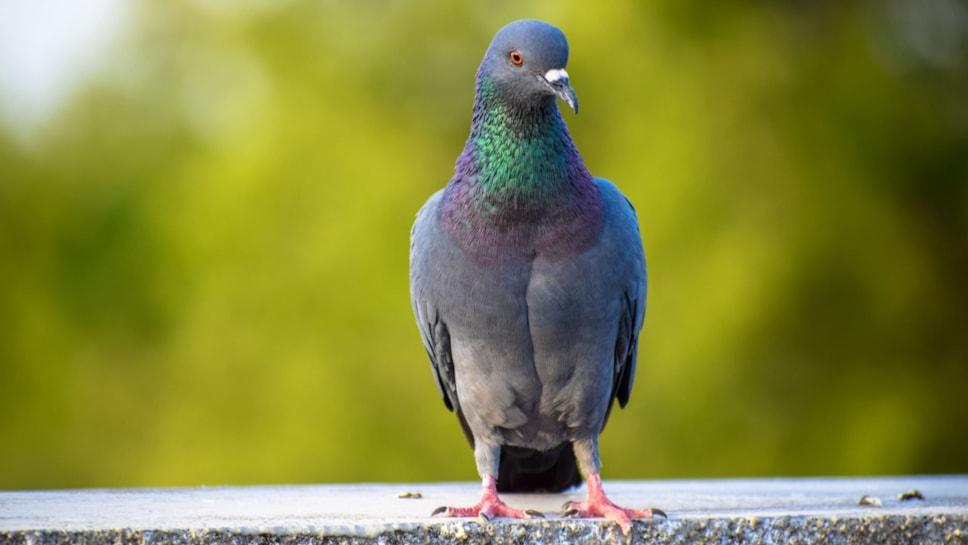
[496,442,582,493]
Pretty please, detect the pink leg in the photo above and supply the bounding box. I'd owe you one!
[563,473,664,535]
[432,475,542,521]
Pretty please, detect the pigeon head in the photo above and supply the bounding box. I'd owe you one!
[477,20,579,114]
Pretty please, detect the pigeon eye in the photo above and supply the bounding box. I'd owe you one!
[509,50,524,65]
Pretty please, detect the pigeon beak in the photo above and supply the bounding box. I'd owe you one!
[542,68,579,114]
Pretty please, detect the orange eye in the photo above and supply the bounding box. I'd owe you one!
[509,50,524,65]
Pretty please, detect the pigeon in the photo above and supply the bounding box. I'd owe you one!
[409,19,658,534]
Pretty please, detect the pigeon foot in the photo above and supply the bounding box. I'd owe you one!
[562,473,663,535]
[432,475,540,522]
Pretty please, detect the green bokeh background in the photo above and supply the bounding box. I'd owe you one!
[2,1,966,490]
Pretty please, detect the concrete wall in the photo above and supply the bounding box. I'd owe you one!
[2,477,966,544]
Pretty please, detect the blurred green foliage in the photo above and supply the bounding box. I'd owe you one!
[1,0,967,489]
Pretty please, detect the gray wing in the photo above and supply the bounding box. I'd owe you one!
[598,180,646,426]
[410,191,458,411]
[409,191,476,444]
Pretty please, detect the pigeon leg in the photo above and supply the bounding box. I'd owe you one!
[563,473,660,535]
[432,475,538,521]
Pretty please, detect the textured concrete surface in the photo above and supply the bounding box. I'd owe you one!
[2,477,966,544]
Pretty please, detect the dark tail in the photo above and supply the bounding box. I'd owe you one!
[496,442,583,493]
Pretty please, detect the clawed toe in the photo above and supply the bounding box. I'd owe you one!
[621,506,662,519]
[431,500,537,521]
[431,505,480,518]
